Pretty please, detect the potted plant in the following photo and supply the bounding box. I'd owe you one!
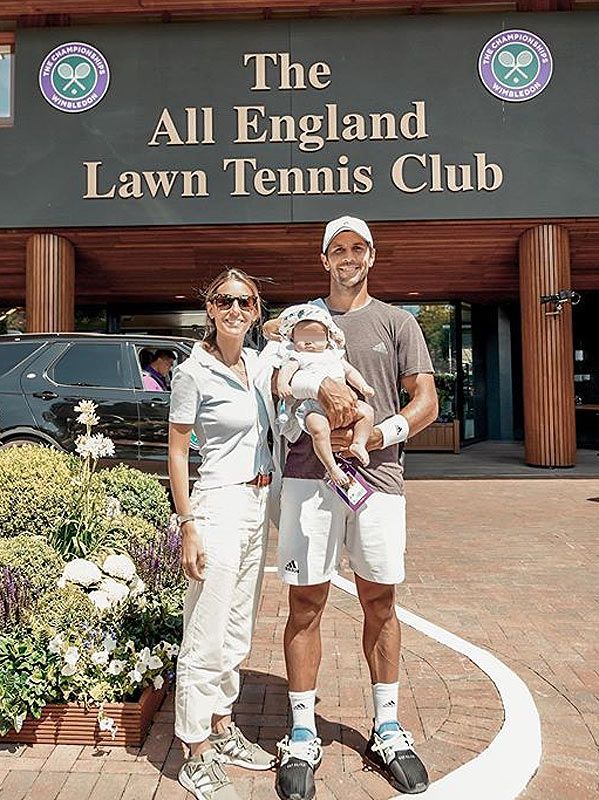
[0,401,184,746]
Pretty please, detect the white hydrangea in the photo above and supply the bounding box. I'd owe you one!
[60,559,102,588]
[102,554,137,583]
[98,577,130,605]
[129,576,146,597]
[89,590,112,611]
[107,659,127,676]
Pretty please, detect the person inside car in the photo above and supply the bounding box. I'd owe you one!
[142,348,176,391]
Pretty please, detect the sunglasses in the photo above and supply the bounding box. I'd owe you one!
[210,293,258,311]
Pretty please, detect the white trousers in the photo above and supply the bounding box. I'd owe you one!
[175,483,269,744]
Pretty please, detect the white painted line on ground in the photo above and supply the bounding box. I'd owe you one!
[331,572,542,800]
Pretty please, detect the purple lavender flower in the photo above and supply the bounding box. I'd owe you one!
[128,526,182,592]
[0,566,33,629]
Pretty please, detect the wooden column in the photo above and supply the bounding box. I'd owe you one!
[26,233,75,332]
[519,225,576,467]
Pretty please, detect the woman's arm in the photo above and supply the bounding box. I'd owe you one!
[277,359,300,401]
[168,422,205,582]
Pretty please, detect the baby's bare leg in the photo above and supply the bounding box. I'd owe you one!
[348,400,375,467]
[305,412,350,488]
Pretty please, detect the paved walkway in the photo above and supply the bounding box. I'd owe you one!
[1,479,598,799]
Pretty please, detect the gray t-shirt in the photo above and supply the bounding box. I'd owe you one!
[283,298,434,494]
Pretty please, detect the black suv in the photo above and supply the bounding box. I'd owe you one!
[0,333,199,478]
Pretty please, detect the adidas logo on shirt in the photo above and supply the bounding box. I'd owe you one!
[372,342,388,354]
[284,560,300,574]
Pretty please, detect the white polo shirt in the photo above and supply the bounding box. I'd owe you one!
[169,343,273,489]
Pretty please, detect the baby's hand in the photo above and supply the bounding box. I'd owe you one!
[278,382,295,402]
[263,318,283,342]
[361,383,375,398]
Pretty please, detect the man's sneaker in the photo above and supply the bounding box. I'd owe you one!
[178,749,241,800]
[276,727,323,800]
[209,721,274,770]
[364,721,429,795]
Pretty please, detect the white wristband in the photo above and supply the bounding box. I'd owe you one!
[376,413,410,448]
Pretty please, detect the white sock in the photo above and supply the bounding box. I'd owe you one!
[372,682,399,730]
[289,689,316,736]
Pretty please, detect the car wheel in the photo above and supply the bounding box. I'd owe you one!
[0,436,56,450]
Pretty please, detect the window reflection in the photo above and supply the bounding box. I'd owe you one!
[0,43,14,125]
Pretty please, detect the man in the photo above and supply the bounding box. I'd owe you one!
[274,216,438,800]
[142,348,176,391]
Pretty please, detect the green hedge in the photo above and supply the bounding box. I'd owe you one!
[99,465,171,527]
[0,535,64,596]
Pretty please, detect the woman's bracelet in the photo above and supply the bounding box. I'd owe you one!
[176,513,198,527]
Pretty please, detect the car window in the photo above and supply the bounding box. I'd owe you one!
[134,345,183,391]
[0,342,42,377]
[51,343,128,388]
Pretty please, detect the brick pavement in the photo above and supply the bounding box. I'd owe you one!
[1,478,597,799]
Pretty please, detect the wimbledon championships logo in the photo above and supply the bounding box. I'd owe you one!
[478,29,553,103]
[39,42,110,113]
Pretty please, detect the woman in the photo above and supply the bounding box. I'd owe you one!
[168,268,274,800]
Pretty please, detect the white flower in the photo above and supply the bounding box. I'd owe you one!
[61,559,102,588]
[64,646,80,666]
[61,663,77,677]
[148,655,163,670]
[125,640,135,652]
[89,590,112,611]
[137,647,152,669]
[99,577,129,605]
[48,634,63,654]
[162,642,180,659]
[103,634,117,653]
[107,659,126,676]
[91,649,109,666]
[153,675,164,690]
[102,554,136,583]
[105,496,122,519]
[128,668,143,684]
[98,714,118,739]
[74,400,100,427]
[75,433,115,460]
[129,576,146,597]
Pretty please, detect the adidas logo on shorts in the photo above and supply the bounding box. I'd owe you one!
[284,560,300,574]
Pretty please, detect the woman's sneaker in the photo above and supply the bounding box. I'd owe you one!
[276,727,323,800]
[178,749,241,800]
[364,721,429,795]
[209,721,274,770]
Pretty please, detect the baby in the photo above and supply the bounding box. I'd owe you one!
[265,304,374,488]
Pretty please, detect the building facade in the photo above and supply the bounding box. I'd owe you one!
[1,0,598,464]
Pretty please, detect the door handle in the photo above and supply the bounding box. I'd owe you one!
[142,397,169,406]
[32,391,58,400]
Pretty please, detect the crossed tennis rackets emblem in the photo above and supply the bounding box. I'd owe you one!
[495,47,537,85]
[55,59,94,96]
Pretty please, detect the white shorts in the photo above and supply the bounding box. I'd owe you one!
[278,478,406,586]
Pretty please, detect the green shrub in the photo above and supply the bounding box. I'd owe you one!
[29,585,98,642]
[99,465,171,527]
[0,535,64,595]
[0,445,77,539]
[112,514,158,553]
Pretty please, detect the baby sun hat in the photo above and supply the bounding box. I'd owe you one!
[278,303,346,349]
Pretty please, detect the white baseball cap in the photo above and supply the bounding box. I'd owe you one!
[322,215,374,254]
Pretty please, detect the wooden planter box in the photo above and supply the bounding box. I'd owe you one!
[405,420,460,453]
[1,684,167,747]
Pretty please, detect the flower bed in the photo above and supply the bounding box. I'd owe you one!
[2,684,167,747]
[0,401,183,746]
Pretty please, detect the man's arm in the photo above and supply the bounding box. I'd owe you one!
[330,372,438,452]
